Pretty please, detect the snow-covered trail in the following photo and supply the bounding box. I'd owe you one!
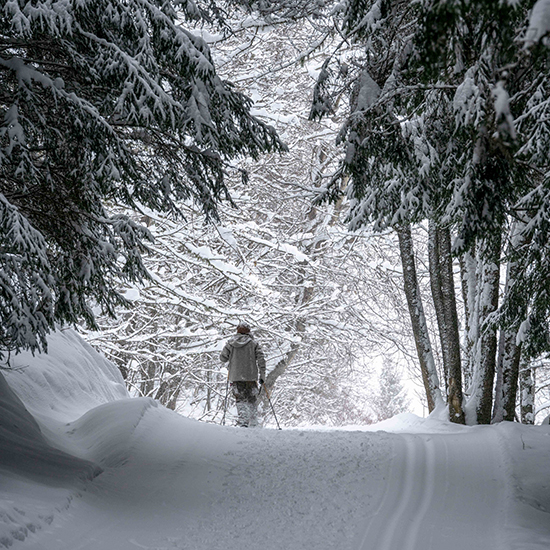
[355,430,507,550]
[18,404,512,550]
[4,330,549,550]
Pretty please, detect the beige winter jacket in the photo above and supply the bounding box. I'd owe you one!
[220,334,266,382]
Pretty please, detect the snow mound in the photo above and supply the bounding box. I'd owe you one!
[1,328,136,480]
[368,405,468,434]
[2,328,128,424]
[62,397,159,468]
[312,405,465,435]
[0,329,134,548]
[0,371,100,483]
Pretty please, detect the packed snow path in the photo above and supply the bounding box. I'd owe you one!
[16,403,517,550]
[355,430,506,550]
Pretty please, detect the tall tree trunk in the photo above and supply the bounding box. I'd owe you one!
[495,219,532,423]
[428,221,449,386]
[494,334,522,422]
[397,224,444,412]
[438,226,465,424]
[471,236,501,424]
[519,361,535,424]
[493,221,529,423]
[428,222,465,423]
[459,250,478,391]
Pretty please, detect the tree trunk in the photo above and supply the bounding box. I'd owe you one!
[459,250,478,391]
[143,361,156,398]
[473,236,501,424]
[397,224,444,412]
[496,218,532,423]
[265,341,301,389]
[438,226,465,424]
[519,361,535,424]
[428,221,449,386]
[494,333,522,422]
[428,222,465,423]
[493,221,528,423]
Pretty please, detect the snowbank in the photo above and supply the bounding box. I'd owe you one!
[1,328,550,550]
[0,328,132,483]
[0,370,100,483]
[2,328,128,424]
[0,329,136,547]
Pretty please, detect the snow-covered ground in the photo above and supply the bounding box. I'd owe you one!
[1,330,549,550]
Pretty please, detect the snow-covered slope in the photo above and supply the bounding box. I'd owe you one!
[0,329,132,545]
[1,329,550,550]
[3,329,128,424]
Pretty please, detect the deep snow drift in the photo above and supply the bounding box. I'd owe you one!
[1,329,550,550]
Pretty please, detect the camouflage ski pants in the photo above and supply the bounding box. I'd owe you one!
[231,381,259,427]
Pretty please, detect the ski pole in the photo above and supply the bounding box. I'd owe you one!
[221,373,229,426]
[260,382,282,430]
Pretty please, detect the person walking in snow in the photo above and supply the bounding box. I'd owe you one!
[220,323,266,427]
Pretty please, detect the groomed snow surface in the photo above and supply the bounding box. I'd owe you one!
[1,330,549,550]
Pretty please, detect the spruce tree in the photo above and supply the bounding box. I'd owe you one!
[0,0,284,355]
[306,0,550,422]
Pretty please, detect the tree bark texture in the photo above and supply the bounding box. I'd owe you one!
[493,222,528,423]
[459,251,478,390]
[428,221,449,385]
[397,224,444,413]
[428,222,465,423]
[475,236,502,424]
[519,362,535,424]
[495,334,522,422]
[438,226,465,423]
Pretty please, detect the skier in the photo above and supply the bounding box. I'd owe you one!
[220,323,266,427]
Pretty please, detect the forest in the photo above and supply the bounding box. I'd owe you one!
[2,0,550,428]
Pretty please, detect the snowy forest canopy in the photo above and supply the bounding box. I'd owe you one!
[2,0,550,426]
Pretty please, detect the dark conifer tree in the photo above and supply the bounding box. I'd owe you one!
[0,0,285,355]
[308,0,550,422]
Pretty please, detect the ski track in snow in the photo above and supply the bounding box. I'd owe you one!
[355,430,507,550]
[4,330,550,550]
[9,408,515,550]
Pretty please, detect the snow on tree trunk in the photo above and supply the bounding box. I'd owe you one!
[520,362,535,424]
[467,236,501,424]
[265,340,302,391]
[397,224,444,413]
[493,222,527,423]
[460,250,479,392]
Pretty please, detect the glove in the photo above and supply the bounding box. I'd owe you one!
[259,378,265,385]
